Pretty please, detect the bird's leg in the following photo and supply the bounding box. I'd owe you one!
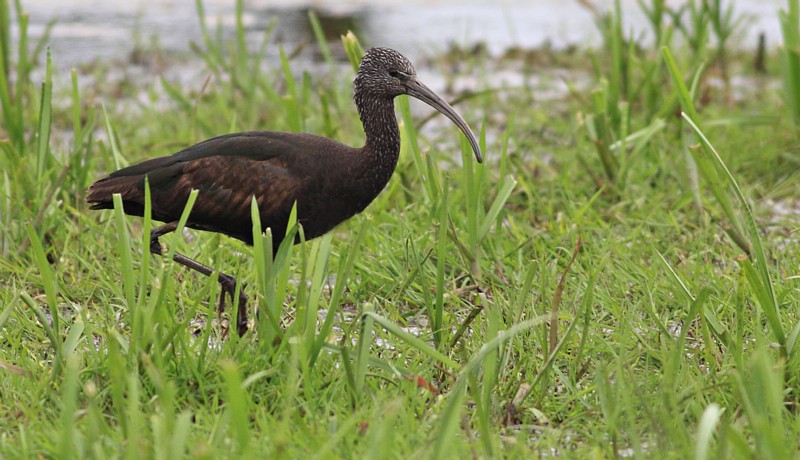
[150,222,249,337]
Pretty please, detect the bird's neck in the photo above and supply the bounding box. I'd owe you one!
[356,94,401,180]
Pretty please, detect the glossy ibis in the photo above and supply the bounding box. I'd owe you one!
[87,47,483,337]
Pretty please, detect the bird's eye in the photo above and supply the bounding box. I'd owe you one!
[389,70,411,80]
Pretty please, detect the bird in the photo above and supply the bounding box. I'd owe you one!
[87,47,483,337]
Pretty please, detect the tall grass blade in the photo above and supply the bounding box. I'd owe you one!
[0,0,8,79]
[364,311,460,370]
[138,179,152,310]
[432,182,448,348]
[695,403,723,460]
[70,69,94,187]
[58,353,80,459]
[12,5,28,152]
[398,95,439,202]
[475,306,500,458]
[661,47,699,119]
[101,105,128,170]
[0,0,22,151]
[662,46,747,251]
[221,360,251,455]
[234,0,246,76]
[160,77,213,135]
[460,139,478,248]
[342,32,364,72]
[681,114,784,350]
[251,198,298,343]
[477,177,516,243]
[430,378,467,460]
[311,217,368,364]
[303,233,333,351]
[124,373,144,460]
[25,224,62,365]
[780,0,800,131]
[354,304,375,395]
[35,49,52,181]
[280,46,302,132]
[308,10,334,68]
[656,250,695,301]
[735,350,794,459]
[112,194,136,307]
[0,289,14,330]
[63,321,85,357]
[432,316,548,457]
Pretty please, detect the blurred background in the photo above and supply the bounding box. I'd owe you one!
[16,0,786,71]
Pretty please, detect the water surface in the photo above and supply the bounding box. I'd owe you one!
[17,0,787,70]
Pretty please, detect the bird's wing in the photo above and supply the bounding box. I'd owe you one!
[105,131,314,178]
[87,131,338,241]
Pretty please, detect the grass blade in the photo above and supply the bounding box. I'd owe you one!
[779,0,800,131]
[681,114,784,350]
[695,403,723,460]
[308,10,334,68]
[432,316,548,458]
[220,360,251,455]
[476,176,516,244]
[35,49,52,181]
[364,311,460,370]
[311,217,368,364]
[112,194,136,307]
[432,182,448,348]
[663,46,747,252]
[101,105,128,170]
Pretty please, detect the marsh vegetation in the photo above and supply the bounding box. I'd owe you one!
[1,0,800,457]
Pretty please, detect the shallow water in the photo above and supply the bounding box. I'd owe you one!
[17,0,787,71]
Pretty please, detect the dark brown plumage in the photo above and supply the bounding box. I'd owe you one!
[87,47,482,336]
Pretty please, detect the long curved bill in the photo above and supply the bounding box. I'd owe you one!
[404,78,483,163]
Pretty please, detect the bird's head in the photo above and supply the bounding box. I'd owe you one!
[355,47,417,99]
[355,47,483,163]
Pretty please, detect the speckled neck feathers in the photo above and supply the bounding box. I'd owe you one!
[351,47,483,181]
[352,48,414,196]
[353,91,400,187]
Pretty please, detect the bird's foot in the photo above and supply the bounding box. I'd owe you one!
[218,274,249,337]
[149,222,178,256]
[235,291,248,338]
[149,236,164,255]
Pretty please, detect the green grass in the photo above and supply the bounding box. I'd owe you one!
[2,0,800,458]
[780,0,800,132]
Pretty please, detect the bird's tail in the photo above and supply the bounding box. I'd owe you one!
[86,175,146,215]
